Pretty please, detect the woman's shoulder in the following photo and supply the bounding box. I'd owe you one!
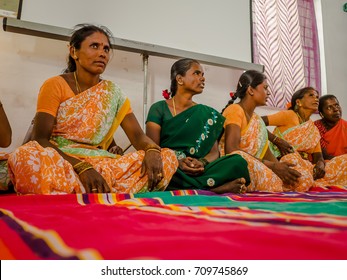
[42,75,67,85]
[197,104,223,116]
[39,75,69,96]
[268,109,296,118]
[223,103,242,115]
[149,100,167,109]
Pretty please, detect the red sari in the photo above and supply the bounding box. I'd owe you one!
[314,119,347,157]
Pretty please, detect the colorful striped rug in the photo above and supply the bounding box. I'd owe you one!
[1,186,347,260]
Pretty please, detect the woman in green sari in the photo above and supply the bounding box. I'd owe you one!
[146,58,250,193]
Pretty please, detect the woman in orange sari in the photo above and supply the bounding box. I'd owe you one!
[220,70,303,192]
[263,88,347,188]
[8,24,178,194]
[314,95,347,159]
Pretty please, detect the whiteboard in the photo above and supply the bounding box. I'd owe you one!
[20,0,252,62]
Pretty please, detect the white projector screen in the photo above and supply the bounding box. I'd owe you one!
[20,0,252,62]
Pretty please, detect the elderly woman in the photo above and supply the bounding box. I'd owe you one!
[262,87,347,188]
[314,95,347,159]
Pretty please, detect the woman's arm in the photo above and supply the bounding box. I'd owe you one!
[145,121,162,145]
[33,112,110,193]
[224,123,241,154]
[311,152,326,180]
[146,119,205,176]
[107,138,124,155]
[122,113,163,190]
[262,147,301,186]
[225,122,300,186]
[0,102,12,148]
[267,130,294,156]
[202,141,220,163]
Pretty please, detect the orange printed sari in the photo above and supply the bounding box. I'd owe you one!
[221,105,284,192]
[270,113,347,188]
[8,80,178,194]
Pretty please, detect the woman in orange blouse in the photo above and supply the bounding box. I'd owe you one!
[263,87,347,188]
[7,24,178,194]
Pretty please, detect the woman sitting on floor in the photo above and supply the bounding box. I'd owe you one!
[314,94,347,159]
[8,24,178,194]
[220,70,304,192]
[262,87,347,188]
[146,58,249,194]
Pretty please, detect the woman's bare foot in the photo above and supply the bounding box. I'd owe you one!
[210,178,247,194]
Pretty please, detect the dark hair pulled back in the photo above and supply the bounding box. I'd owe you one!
[221,70,266,113]
[168,58,200,97]
[64,24,113,73]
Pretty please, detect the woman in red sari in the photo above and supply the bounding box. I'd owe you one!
[314,95,347,159]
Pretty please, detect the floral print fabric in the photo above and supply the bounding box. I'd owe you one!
[8,80,178,194]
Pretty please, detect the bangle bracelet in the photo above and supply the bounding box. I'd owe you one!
[77,166,93,175]
[145,148,161,153]
[198,158,209,167]
[144,143,161,152]
[73,161,93,175]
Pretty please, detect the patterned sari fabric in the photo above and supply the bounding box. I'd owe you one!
[222,112,286,192]
[314,119,347,157]
[271,116,347,188]
[146,102,250,190]
[7,80,178,194]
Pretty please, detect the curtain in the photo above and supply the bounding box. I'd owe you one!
[252,0,321,108]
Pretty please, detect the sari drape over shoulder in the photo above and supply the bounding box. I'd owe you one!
[314,119,347,157]
[269,112,347,188]
[221,104,313,192]
[8,79,178,194]
[147,102,250,190]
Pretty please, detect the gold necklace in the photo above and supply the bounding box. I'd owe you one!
[172,96,177,116]
[239,103,252,121]
[296,112,305,124]
[73,71,81,93]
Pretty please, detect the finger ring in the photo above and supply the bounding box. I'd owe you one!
[157,173,162,177]
[91,188,98,192]
[239,184,246,194]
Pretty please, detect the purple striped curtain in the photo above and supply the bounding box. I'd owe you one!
[252,0,321,108]
[297,0,321,94]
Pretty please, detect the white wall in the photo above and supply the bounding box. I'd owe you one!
[0,27,244,152]
[20,0,252,62]
[319,0,347,110]
[1,0,345,152]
